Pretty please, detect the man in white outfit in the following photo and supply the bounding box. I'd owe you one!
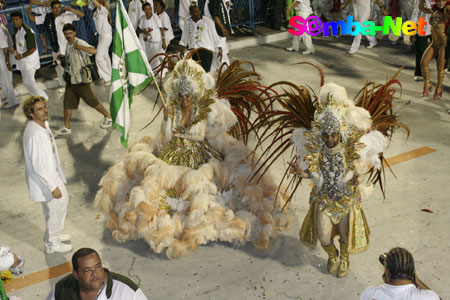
[0,23,19,109]
[22,95,72,254]
[286,0,315,54]
[10,11,48,99]
[343,0,388,54]
[204,0,231,70]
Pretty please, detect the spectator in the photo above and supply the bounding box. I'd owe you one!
[285,0,315,55]
[46,248,149,300]
[128,0,154,30]
[0,23,19,109]
[91,0,112,86]
[10,11,48,100]
[208,0,231,38]
[0,0,8,25]
[137,2,166,71]
[22,96,72,254]
[360,247,441,300]
[411,0,431,81]
[54,23,112,136]
[154,0,174,48]
[30,0,52,53]
[204,0,231,71]
[26,0,85,89]
[271,0,284,30]
[179,5,222,72]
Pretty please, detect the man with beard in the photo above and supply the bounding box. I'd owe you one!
[46,248,149,300]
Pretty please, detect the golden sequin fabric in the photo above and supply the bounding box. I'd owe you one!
[158,136,223,169]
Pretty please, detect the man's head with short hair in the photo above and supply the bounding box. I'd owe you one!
[383,247,415,283]
[23,95,48,121]
[10,11,23,29]
[190,5,201,22]
[63,23,76,44]
[154,0,165,13]
[72,248,106,292]
[50,0,62,16]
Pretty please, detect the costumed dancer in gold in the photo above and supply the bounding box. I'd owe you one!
[95,59,291,258]
[420,0,450,99]
[254,71,408,278]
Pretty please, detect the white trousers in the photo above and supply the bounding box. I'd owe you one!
[143,41,163,72]
[52,52,65,87]
[290,10,314,51]
[350,4,376,52]
[21,68,48,99]
[41,181,68,248]
[350,34,377,53]
[0,59,18,105]
[96,34,112,82]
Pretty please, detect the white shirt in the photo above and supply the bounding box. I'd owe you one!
[361,284,440,300]
[23,120,66,203]
[55,11,79,54]
[411,0,432,36]
[180,17,221,53]
[158,11,174,44]
[294,0,313,13]
[138,14,163,43]
[14,25,41,71]
[93,5,112,36]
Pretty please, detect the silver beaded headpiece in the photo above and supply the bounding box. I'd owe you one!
[177,75,194,97]
[320,110,341,134]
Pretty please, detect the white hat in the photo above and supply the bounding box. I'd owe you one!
[0,245,14,272]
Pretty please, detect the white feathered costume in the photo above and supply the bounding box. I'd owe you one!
[95,60,290,258]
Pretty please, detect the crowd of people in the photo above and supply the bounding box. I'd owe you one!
[0,0,446,299]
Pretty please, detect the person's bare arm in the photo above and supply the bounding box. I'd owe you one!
[419,0,433,14]
[16,47,37,60]
[2,47,11,71]
[26,4,37,23]
[286,1,299,15]
[341,0,352,10]
[74,43,97,54]
[160,28,166,50]
[213,16,229,38]
[65,5,85,18]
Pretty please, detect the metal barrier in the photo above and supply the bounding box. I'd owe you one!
[0,0,267,67]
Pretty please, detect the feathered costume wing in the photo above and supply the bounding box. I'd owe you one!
[253,64,409,205]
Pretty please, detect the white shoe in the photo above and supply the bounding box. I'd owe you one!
[286,47,299,52]
[54,127,72,136]
[414,76,423,82]
[367,42,378,49]
[348,49,357,54]
[59,234,71,242]
[101,117,112,129]
[302,49,315,55]
[45,243,73,254]
[9,256,25,276]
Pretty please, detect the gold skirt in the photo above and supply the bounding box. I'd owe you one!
[299,200,370,254]
[158,137,224,169]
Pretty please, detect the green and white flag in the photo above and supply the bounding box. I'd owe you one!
[110,0,153,148]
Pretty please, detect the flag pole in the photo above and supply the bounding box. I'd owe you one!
[117,0,168,109]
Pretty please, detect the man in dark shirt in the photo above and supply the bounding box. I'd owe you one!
[208,0,231,38]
